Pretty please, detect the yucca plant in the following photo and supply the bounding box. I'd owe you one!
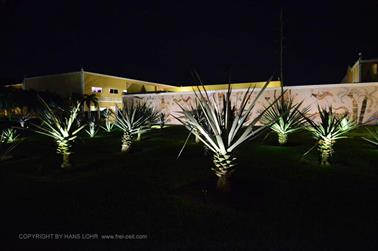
[85,121,98,138]
[262,94,310,145]
[190,101,207,143]
[115,100,159,152]
[101,108,115,132]
[31,99,85,169]
[0,133,18,161]
[175,77,280,192]
[18,113,32,128]
[1,128,20,143]
[362,127,378,147]
[304,106,356,166]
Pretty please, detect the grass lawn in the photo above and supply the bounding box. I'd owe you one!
[0,126,377,250]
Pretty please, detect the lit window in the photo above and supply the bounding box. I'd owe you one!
[372,64,378,75]
[109,88,119,94]
[91,87,102,93]
[122,90,128,95]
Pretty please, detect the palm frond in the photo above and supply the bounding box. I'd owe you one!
[176,76,278,156]
[303,106,357,166]
[261,92,310,143]
[1,128,20,143]
[30,98,84,168]
[362,127,378,146]
[115,100,160,151]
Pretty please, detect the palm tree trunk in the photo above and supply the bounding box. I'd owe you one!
[216,174,231,193]
[81,102,85,118]
[87,102,91,120]
[121,131,133,152]
[213,152,236,192]
[278,132,288,145]
[58,140,71,169]
[61,153,71,169]
[318,139,334,166]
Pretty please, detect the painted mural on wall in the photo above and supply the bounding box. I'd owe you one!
[124,83,378,125]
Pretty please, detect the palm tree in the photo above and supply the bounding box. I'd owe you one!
[30,99,85,168]
[261,93,310,145]
[18,113,32,128]
[85,121,98,138]
[115,100,159,152]
[0,132,18,161]
[82,94,99,120]
[101,108,115,132]
[175,77,280,192]
[304,106,356,166]
[1,128,20,143]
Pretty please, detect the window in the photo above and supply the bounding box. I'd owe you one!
[91,87,102,93]
[122,89,128,95]
[109,88,119,94]
[372,64,378,75]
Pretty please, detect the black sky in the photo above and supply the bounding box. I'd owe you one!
[0,0,377,86]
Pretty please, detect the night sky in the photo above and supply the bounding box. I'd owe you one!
[0,0,377,86]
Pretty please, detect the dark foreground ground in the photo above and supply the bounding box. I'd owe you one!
[0,126,377,250]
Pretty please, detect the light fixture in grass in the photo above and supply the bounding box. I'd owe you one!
[304,106,356,166]
[175,76,280,192]
[1,128,20,143]
[261,93,310,145]
[31,99,85,169]
[85,121,98,138]
[115,100,159,152]
[362,128,378,147]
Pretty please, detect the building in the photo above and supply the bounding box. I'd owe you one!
[17,69,281,111]
[342,56,378,83]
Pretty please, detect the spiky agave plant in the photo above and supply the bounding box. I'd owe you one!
[362,127,378,147]
[31,99,85,169]
[115,100,159,152]
[304,106,356,166]
[1,128,20,143]
[262,93,310,145]
[18,113,32,128]
[175,78,279,192]
[0,132,18,161]
[101,108,115,132]
[85,121,98,138]
[189,101,207,143]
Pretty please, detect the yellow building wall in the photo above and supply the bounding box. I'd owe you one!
[24,72,82,97]
[83,71,172,109]
[83,72,127,110]
[164,81,281,92]
[20,70,281,112]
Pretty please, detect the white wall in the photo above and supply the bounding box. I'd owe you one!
[123,82,378,125]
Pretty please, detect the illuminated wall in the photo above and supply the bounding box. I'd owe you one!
[22,70,281,112]
[124,82,378,125]
[24,72,82,97]
[83,71,170,110]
